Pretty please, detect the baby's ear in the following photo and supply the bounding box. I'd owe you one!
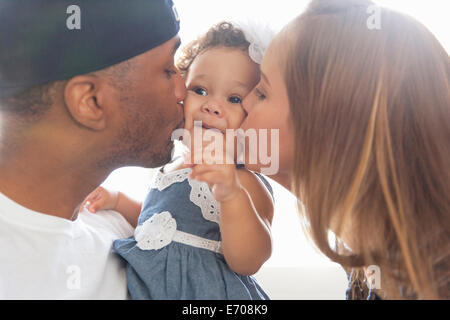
[63,75,109,131]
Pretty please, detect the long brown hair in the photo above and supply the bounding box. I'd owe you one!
[281,0,449,299]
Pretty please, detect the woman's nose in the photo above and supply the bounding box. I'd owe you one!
[201,100,223,117]
[242,91,255,115]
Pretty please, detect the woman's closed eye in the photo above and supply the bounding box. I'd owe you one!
[254,87,266,100]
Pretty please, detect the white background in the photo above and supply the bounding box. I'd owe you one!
[102,1,449,299]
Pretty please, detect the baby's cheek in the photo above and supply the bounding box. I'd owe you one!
[182,94,197,118]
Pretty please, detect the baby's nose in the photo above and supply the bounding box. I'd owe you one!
[201,101,223,117]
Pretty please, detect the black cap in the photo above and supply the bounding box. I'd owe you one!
[0,0,180,98]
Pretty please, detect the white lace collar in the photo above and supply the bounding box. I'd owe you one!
[152,168,192,191]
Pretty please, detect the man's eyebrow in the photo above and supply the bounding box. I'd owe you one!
[172,38,182,55]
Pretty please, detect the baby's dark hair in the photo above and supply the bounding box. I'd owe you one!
[176,21,250,77]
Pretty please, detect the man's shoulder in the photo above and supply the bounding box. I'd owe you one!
[0,207,132,299]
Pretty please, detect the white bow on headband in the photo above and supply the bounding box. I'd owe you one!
[232,20,276,65]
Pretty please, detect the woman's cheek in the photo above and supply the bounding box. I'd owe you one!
[233,106,247,129]
[243,101,266,131]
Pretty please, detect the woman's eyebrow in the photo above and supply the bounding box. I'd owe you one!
[261,72,271,87]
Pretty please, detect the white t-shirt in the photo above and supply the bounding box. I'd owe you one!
[0,192,134,299]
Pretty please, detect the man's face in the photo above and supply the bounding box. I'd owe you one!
[109,36,186,168]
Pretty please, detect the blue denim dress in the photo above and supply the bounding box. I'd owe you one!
[113,167,273,300]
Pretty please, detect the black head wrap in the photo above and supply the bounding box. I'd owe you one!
[0,0,180,98]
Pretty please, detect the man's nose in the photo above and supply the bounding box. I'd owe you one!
[201,99,223,117]
[174,71,186,103]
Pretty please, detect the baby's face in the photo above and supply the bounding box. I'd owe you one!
[183,47,260,133]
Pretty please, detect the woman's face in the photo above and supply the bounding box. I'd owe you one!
[241,40,294,185]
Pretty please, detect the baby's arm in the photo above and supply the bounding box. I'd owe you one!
[220,169,274,275]
[80,186,141,228]
[189,162,274,275]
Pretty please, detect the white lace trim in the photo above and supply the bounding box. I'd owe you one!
[173,230,222,254]
[134,211,222,253]
[231,20,276,65]
[249,42,265,65]
[188,179,221,224]
[152,168,191,191]
[134,211,177,250]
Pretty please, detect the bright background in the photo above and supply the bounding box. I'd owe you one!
[102,1,449,299]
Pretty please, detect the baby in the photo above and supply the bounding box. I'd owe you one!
[82,22,274,299]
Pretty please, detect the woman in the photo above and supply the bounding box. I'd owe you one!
[241,0,449,299]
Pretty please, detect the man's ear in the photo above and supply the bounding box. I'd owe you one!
[64,75,111,130]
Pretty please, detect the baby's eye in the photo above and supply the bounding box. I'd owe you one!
[193,87,207,96]
[228,96,242,104]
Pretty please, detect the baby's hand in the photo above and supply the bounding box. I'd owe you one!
[79,186,119,213]
[186,131,242,203]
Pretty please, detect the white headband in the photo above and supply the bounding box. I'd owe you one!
[232,20,276,65]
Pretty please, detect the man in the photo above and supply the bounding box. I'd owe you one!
[0,0,186,298]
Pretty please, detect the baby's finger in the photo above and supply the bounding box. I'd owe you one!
[191,171,225,185]
[190,145,205,165]
[79,192,99,212]
[184,113,194,131]
[182,152,195,167]
[191,149,223,166]
[86,196,108,213]
[190,164,224,178]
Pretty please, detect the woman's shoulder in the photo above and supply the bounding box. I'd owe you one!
[237,168,271,192]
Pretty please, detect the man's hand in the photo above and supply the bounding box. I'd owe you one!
[79,186,119,213]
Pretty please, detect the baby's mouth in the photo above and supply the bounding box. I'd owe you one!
[193,120,222,132]
[201,123,214,130]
